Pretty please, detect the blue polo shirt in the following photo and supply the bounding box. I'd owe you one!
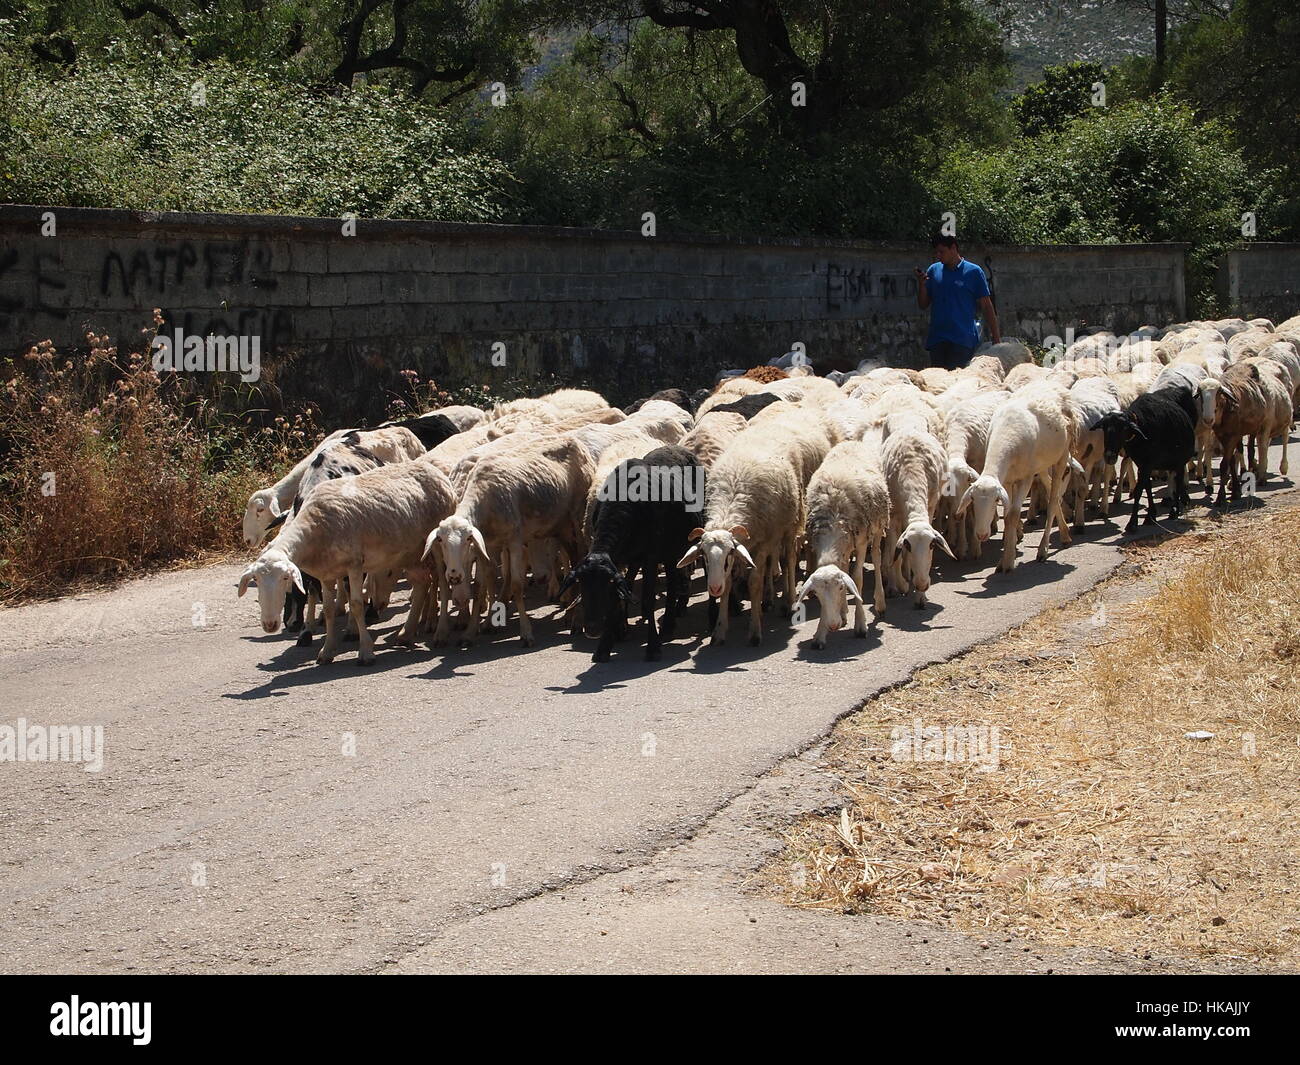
[924,258,990,349]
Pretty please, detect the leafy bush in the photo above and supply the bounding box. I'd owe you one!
[1011,62,1106,137]
[932,97,1272,312]
[0,51,509,220]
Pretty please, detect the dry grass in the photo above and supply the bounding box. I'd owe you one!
[0,324,318,602]
[771,504,1300,966]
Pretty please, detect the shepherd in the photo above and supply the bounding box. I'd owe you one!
[914,233,1001,370]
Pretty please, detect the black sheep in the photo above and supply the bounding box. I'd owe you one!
[1095,390,1196,533]
[706,392,784,420]
[560,445,703,662]
[623,388,691,415]
[379,413,460,450]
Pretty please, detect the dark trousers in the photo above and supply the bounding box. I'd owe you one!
[928,341,975,370]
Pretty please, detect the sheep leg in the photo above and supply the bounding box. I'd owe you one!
[1172,467,1188,519]
[317,578,342,665]
[347,567,376,665]
[661,563,684,641]
[1127,469,1149,531]
[507,543,533,647]
[395,578,429,646]
[997,483,1026,572]
[870,535,887,615]
[747,562,765,646]
[851,547,868,637]
[1215,443,1234,507]
[1281,426,1291,477]
[710,574,731,646]
[465,563,493,644]
[1038,463,1063,558]
[433,582,454,646]
[783,537,799,616]
[642,565,662,661]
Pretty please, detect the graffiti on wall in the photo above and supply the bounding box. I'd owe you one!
[0,238,290,346]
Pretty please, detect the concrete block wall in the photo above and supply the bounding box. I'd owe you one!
[1216,244,1300,323]
[1,205,1191,422]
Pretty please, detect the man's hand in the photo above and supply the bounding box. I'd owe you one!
[914,267,930,309]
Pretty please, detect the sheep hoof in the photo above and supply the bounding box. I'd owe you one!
[365,605,379,623]
[521,635,535,648]
[356,655,376,667]
[854,627,868,639]
[644,647,662,661]
[315,653,334,666]
[748,633,762,646]
[813,639,826,650]
[592,651,610,663]
[296,631,314,647]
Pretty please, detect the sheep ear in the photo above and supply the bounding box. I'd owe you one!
[934,532,958,561]
[794,580,810,604]
[687,527,705,542]
[268,497,281,518]
[556,568,580,598]
[237,569,254,597]
[289,563,306,596]
[955,486,973,517]
[838,571,864,604]
[1130,423,1149,441]
[470,528,490,562]
[733,543,756,569]
[729,525,750,541]
[675,545,700,569]
[997,485,1011,510]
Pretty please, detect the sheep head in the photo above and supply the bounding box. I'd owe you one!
[427,515,490,601]
[957,474,1011,542]
[676,525,754,598]
[1094,411,1146,466]
[893,521,955,600]
[559,553,630,638]
[237,550,304,634]
[794,564,862,643]
[242,489,282,547]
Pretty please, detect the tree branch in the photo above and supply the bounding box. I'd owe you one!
[115,1,188,40]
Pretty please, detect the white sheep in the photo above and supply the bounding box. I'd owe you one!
[426,435,594,647]
[680,411,747,468]
[1003,362,1049,392]
[881,426,956,606]
[938,389,1010,559]
[957,383,1079,572]
[240,426,425,546]
[795,441,891,646]
[676,424,805,646]
[1067,376,1123,527]
[238,461,457,665]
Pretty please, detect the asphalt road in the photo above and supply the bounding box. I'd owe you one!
[1,442,1294,974]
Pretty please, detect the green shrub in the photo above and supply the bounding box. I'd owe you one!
[0,52,509,221]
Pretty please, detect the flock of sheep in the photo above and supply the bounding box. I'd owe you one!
[236,311,1300,664]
